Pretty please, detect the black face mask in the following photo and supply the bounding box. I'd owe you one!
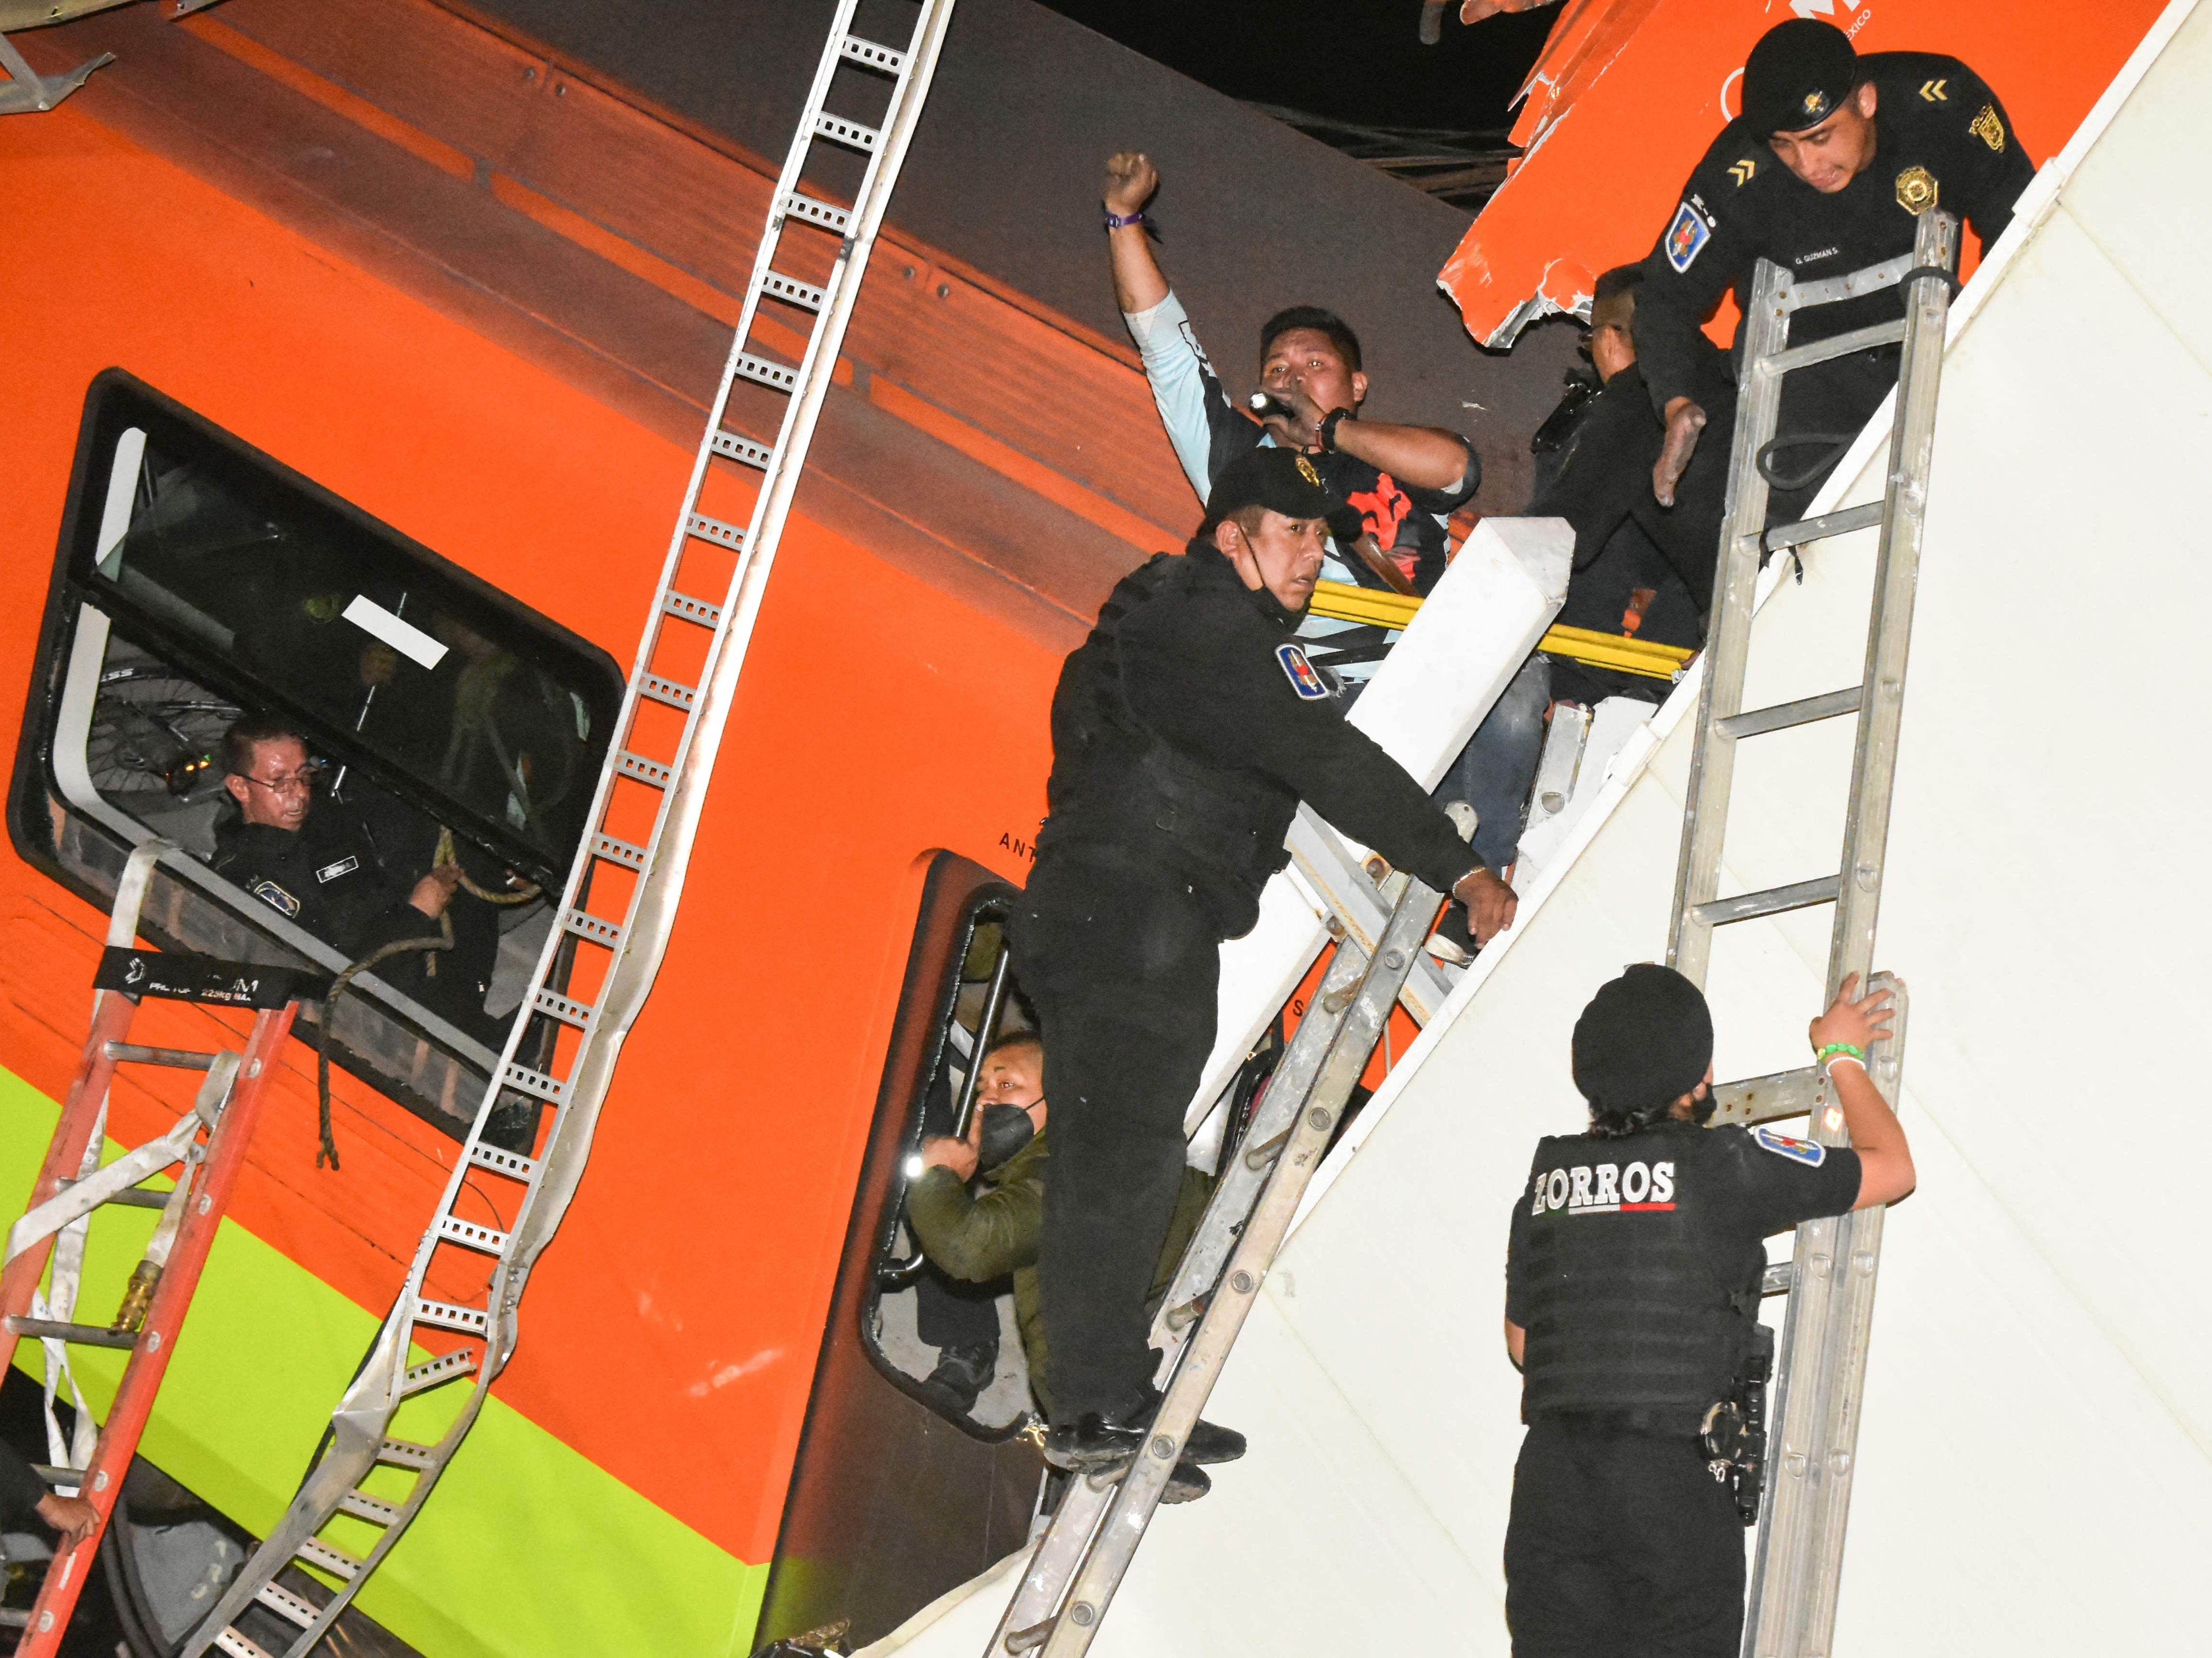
[1688,1086,1717,1128]
[977,1102,1038,1171]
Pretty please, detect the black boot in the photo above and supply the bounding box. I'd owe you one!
[1045,1388,1247,1470]
[924,1342,997,1412]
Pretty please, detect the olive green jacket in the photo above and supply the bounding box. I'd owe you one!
[906,1128,1212,1418]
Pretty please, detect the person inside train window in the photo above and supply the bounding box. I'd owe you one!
[1099,150,1479,645]
[93,436,605,874]
[1425,266,1721,924]
[210,714,503,1034]
[905,1031,1218,1501]
[1501,966,1914,1657]
[1641,18,2034,521]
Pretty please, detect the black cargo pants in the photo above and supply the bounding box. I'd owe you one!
[1504,1416,1745,1658]
[1010,844,1224,1424]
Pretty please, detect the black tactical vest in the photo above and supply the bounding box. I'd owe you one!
[1035,549,1300,930]
[1514,1121,1760,1430]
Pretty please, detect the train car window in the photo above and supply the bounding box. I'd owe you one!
[864,890,1040,1437]
[9,372,623,1141]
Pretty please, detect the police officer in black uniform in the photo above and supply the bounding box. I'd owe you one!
[1501,965,1916,1657]
[1018,447,1518,1469]
[1642,17,2036,520]
[211,714,467,998]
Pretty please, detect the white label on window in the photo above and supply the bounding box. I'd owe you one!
[95,427,147,578]
[341,595,448,670]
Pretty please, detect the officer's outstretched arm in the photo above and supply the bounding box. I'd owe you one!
[1808,975,1916,1209]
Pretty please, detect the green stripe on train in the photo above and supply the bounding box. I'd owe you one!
[0,1067,765,1658]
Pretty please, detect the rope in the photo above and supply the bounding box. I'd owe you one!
[315,827,537,1169]
[1755,433,1860,493]
[317,923,449,1170]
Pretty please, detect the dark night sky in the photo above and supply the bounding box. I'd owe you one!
[1026,0,1559,133]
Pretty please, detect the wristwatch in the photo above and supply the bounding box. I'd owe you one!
[1317,408,1350,452]
[1102,208,1148,231]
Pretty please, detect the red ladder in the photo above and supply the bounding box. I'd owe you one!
[0,842,309,1654]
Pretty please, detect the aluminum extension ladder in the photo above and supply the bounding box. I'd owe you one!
[987,829,1467,1658]
[182,5,960,1652]
[1669,207,1958,1658]
[0,841,306,1656]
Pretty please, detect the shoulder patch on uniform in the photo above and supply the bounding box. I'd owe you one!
[1752,1126,1826,1167]
[249,879,301,920]
[1918,77,1948,102]
[1728,157,1756,187]
[1275,642,1330,700]
[1969,103,2005,152]
[315,854,360,884]
[1664,201,1710,273]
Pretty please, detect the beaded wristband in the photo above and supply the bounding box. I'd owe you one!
[1816,1041,1866,1076]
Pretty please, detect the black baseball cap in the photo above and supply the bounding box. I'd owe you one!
[1742,18,1859,138]
[1201,446,1365,547]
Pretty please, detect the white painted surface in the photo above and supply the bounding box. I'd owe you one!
[874,7,2212,1650]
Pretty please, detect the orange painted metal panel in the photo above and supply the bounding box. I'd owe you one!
[1442,0,2169,344]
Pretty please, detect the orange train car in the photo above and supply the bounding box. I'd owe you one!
[0,1,1573,1653]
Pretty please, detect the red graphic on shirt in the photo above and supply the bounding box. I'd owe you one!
[1348,473,1413,552]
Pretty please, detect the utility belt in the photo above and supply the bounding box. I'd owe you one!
[1699,1322,1776,1527]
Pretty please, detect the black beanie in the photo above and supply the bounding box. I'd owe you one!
[1571,965,1714,1113]
[1741,18,1859,138]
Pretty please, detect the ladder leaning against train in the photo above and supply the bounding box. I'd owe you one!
[163,3,964,1653]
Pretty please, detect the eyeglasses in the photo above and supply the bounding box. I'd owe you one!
[238,763,323,796]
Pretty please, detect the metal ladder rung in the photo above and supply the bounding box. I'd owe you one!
[376,1439,437,1472]
[616,751,673,787]
[685,512,748,549]
[838,32,906,73]
[56,1176,167,1210]
[1765,318,1908,377]
[337,1490,400,1526]
[1754,502,1885,554]
[561,910,624,948]
[1763,1262,1795,1296]
[707,432,772,472]
[591,833,647,872]
[6,1316,136,1349]
[1689,874,1841,928]
[399,1349,477,1396]
[296,1536,362,1579]
[761,271,826,312]
[1710,1064,1825,1128]
[413,1297,489,1336]
[501,1061,565,1104]
[213,1627,276,1658]
[1715,687,1862,740]
[103,1041,217,1070]
[661,589,724,627]
[639,674,696,710]
[812,110,880,152]
[530,983,597,1026]
[435,1215,512,1254]
[253,1580,319,1630]
[467,1140,540,1181]
[781,191,850,233]
[734,352,798,394]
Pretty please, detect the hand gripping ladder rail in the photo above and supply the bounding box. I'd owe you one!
[183,5,960,1653]
[987,837,1466,1658]
[0,841,306,1656]
[1667,206,1958,1658]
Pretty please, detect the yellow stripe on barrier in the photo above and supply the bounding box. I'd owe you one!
[1306,582,1696,683]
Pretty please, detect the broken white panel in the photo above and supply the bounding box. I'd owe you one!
[341,594,448,670]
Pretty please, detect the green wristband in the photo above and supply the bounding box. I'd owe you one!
[1816,1041,1866,1070]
